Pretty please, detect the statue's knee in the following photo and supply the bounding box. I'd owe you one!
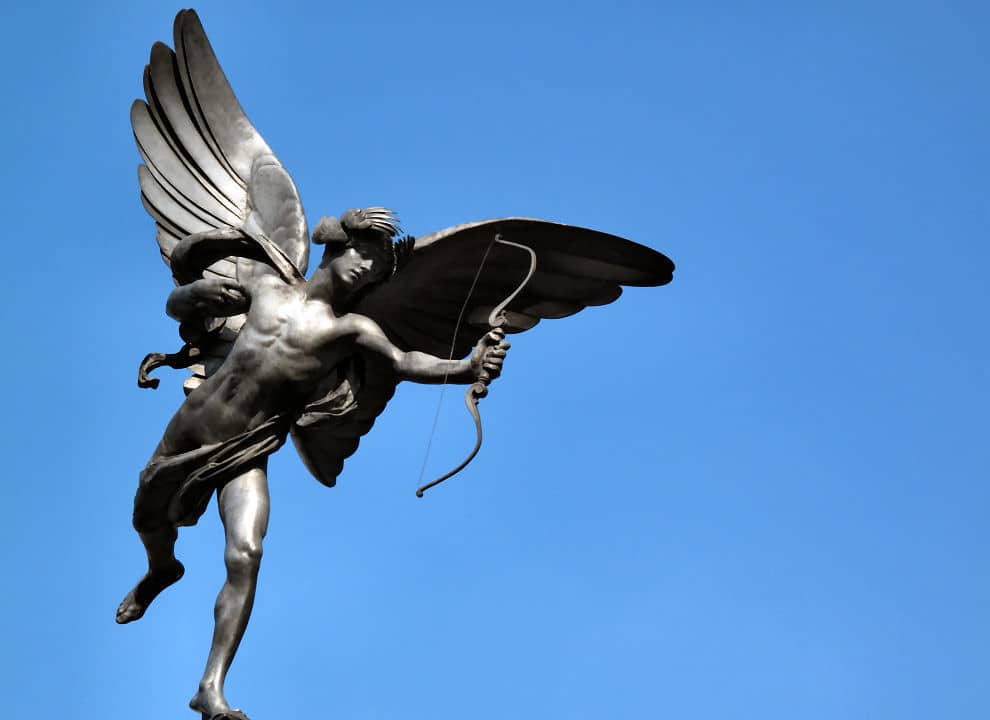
[224,539,263,574]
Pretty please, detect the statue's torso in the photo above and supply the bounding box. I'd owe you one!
[157,280,363,455]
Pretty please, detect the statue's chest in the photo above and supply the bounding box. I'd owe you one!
[251,297,341,361]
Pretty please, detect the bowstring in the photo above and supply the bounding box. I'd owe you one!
[416,233,500,488]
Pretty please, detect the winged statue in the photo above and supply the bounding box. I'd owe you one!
[118,9,674,720]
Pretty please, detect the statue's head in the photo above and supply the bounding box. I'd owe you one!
[312,208,413,297]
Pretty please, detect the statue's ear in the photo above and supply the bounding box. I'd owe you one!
[312,216,348,244]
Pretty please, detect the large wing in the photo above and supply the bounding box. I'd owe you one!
[358,218,673,357]
[133,9,308,389]
[290,217,673,488]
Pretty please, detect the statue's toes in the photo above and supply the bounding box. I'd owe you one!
[115,596,144,624]
[210,711,250,720]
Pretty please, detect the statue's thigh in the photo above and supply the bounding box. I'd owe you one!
[217,462,270,543]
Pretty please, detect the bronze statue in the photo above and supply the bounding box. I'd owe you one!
[119,9,674,720]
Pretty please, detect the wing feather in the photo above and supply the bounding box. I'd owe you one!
[203,267,233,281]
[205,257,238,278]
[173,9,271,184]
[138,165,214,236]
[524,270,622,305]
[145,44,245,210]
[515,299,583,319]
[156,226,182,263]
[131,100,242,227]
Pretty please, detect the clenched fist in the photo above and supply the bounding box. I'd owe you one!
[166,278,250,320]
[470,328,511,383]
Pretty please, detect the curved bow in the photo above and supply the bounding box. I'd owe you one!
[415,233,537,497]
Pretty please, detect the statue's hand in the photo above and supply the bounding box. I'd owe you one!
[470,329,510,384]
[167,278,249,321]
[190,278,249,316]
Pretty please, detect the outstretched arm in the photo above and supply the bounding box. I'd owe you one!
[350,316,509,384]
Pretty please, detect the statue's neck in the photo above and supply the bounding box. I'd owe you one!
[305,266,348,313]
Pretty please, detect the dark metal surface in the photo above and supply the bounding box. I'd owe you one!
[120,9,674,719]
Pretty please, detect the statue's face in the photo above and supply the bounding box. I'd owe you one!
[329,241,390,294]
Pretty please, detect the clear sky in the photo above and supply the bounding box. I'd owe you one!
[0,2,987,719]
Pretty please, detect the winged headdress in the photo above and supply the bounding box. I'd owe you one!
[133,10,674,490]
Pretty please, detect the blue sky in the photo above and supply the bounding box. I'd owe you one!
[1,2,987,719]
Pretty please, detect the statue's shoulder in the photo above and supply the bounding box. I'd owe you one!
[250,273,303,304]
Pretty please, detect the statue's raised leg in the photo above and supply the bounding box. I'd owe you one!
[189,463,269,720]
[116,526,184,624]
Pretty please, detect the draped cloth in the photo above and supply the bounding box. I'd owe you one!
[132,414,293,533]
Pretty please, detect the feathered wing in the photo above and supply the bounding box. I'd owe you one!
[133,9,308,390]
[291,217,674,488]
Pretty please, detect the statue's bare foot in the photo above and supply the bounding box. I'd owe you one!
[115,560,184,624]
[190,687,249,720]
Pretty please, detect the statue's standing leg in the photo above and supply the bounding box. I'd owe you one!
[190,462,270,719]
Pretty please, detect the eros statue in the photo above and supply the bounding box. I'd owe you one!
[119,9,674,720]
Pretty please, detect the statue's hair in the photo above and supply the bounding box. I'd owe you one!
[311,215,347,245]
[313,207,414,277]
[341,207,402,239]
